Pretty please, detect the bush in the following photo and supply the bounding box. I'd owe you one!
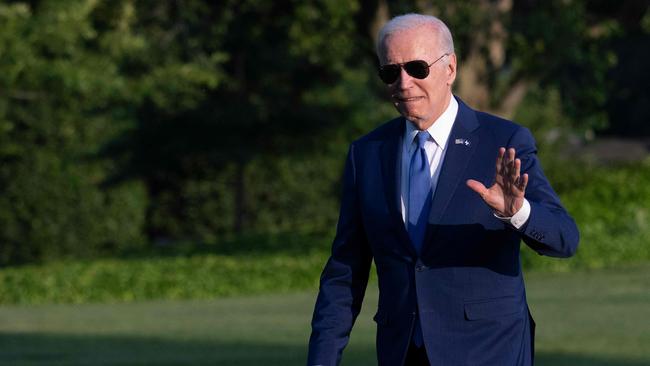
[0,153,148,265]
[0,233,330,304]
[521,161,650,270]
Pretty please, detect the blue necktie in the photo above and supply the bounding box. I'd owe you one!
[408,131,432,348]
[408,131,433,254]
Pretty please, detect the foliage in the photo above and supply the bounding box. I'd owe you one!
[0,233,331,304]
[0,0,648,265]
[0,0,378,263]
[2,156,650,304]
[513,86,573,152]
[0,1,148,264]
[509,0,614,133]
[521,161,650,271]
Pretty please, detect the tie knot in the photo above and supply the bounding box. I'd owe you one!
[415,131,430,148]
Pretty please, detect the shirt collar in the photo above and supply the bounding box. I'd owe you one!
[405,96,459,152]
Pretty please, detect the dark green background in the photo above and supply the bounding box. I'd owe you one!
[1,0,649,268]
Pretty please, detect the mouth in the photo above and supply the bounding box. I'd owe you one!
[394,96,424,103]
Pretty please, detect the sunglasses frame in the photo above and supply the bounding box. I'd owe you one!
[378,53,450,84]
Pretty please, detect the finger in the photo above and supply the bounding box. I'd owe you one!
[507,148,516,172]
[519,173,529,191]
[512,158,521,182]
[508,148,516,161]
[495,147,505,175]
[466,179,488,198]
[504,148,517,179]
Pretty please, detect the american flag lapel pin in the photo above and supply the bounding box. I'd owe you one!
[455,138,470,146]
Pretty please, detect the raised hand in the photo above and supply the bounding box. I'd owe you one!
[466,147,528,217]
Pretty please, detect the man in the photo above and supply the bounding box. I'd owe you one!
[307,14,579,366]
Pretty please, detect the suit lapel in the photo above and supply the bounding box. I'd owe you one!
[423,99,481,254]
[379,119,418,259]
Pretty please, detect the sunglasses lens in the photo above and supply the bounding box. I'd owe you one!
[404,60,429,79]
[378,60,431,84]
[378,65,400,84]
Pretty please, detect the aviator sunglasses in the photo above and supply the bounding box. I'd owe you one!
[378,53,449,84]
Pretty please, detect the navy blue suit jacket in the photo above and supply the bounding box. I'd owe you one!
[307,98,579,366]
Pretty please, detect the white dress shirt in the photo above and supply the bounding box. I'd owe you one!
[399,96,530,229]
[400,97,458,224]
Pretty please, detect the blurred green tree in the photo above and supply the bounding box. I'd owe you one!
[101,0,389,242]
[0,0,647,264]
[0,0,147,264]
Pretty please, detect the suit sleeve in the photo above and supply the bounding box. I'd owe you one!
[509,127,580,257]
[307,144,373,366]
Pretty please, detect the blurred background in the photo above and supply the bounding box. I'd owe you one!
[0,0,649,365]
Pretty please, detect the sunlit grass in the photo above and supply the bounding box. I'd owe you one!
[0,265,648,365]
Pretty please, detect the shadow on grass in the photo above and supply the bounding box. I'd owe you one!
[0,332,374,366]
[535,352,650,366]
[1,332,648,366]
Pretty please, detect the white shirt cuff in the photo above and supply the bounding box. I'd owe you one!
[494,199,531,230]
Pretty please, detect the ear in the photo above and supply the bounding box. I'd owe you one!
[446,53,457,86]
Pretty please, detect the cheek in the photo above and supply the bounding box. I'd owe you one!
[386,83,400,97]
[423,79,444,97]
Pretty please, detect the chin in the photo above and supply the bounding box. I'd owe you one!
[411,120,430,130]
[401,112,429,129]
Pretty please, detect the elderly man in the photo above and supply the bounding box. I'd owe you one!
[307,14,579,366]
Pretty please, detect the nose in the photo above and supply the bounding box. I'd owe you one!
[396,67,413,89]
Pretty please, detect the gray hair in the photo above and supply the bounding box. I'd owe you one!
[376,13,454,58]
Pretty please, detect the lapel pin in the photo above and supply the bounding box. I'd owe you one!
[455,138,470,146]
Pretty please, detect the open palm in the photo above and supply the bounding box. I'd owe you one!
[466,147,528,217]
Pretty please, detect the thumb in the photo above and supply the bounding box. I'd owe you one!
[466,179,487,197]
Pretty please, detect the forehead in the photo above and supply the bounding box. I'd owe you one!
[380,26,439,64]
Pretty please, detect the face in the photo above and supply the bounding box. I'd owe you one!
[379,26,457,130]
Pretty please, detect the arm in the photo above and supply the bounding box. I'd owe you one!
[511,127,579,257]
[467,126,579,257]
[307,144,373,366]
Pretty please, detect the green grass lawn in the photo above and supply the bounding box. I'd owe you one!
[0,265,648,366]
